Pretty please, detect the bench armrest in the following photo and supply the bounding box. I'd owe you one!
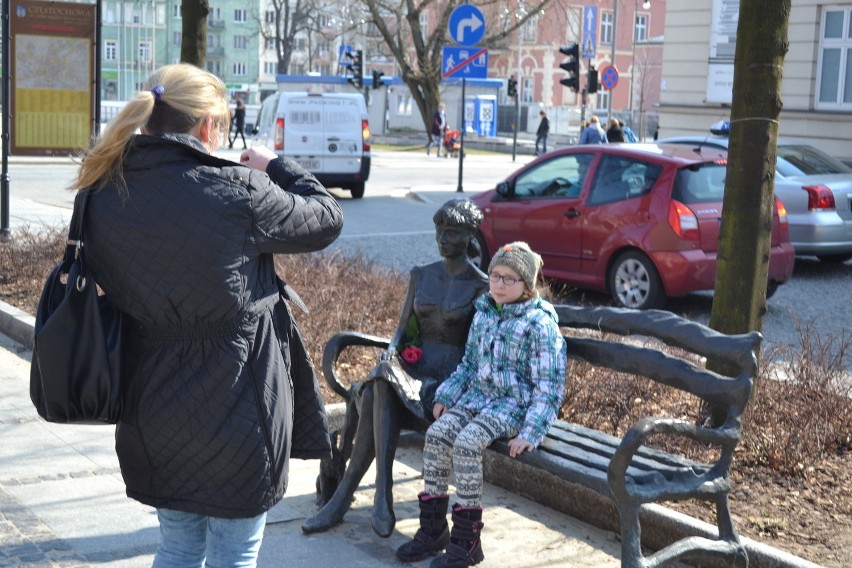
[608,417,740,504]
[321,331,390,399]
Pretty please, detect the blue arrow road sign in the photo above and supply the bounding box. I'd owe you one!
[582,6,598,59]
[449,4,485,47]
[442,46,489,79]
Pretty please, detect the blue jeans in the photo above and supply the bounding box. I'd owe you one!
[152,508,267,568]
[535,135,548,155]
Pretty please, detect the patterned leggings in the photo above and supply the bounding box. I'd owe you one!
[422,408,517,507]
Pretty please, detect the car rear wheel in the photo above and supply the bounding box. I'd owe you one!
[350,182,365,199]
[816,253,852,263]
[469,232,490,271]
[608,251,665,310]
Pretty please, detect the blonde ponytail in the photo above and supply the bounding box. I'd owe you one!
[70,63,230,192]
[70,92,155,191]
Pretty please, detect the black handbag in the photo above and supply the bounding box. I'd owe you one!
[30,190,124,424]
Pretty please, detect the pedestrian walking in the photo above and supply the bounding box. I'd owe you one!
[579,116,607,144]
[535,111,550,156]
[67,63,343,568]
[395,241,567,567]
[427,103,447,157]
[228,99,247,149]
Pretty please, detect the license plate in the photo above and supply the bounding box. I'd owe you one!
[296,159,320,170]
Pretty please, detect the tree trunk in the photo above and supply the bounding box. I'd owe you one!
[180,0,209,67]
[709,0,790,338]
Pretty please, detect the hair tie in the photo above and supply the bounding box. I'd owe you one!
[151,85,165,100]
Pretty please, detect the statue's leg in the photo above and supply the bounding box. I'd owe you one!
[371,379,404,537]
[301,385,377,534]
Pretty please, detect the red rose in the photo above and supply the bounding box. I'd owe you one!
[401,346,423,364]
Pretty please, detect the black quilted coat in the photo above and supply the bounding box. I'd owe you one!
[82,134,343,518]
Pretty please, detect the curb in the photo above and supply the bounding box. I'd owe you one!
[0,301,823,568]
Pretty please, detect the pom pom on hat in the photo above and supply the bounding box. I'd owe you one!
[488,241,543,292]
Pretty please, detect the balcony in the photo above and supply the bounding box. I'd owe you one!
[207,19,225,29]
[207,46,225,58]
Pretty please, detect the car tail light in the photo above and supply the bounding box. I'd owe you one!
[361,119,372,152]
[274,117,285,151]
[802,184,835,210]
[775,198,790,241]
[668,199,700,241]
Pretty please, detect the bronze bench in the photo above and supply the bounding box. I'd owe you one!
[319,304,760,568]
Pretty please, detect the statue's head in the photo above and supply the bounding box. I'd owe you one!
[432,199,483,233]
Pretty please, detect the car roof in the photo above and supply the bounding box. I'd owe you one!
[548,142,728,166]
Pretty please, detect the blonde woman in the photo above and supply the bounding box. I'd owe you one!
[69,63,343,567]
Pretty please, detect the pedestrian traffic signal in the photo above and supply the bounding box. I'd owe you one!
[587,65,599,94]
[559,43,580,92]
[507,76,518,98]
[371,69,385,89]
[347,50,363,89]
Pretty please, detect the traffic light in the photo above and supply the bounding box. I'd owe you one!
[347,50,363,89]
[587,65,599,94]
[371,69,385,89]
[507,75,518,98]
[559,43,580,92]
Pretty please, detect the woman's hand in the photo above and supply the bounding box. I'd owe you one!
[507,437,534,458]
[433,403,448,420]
[239,146,277,171]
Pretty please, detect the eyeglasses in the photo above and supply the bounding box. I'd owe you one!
[489,273,522,286]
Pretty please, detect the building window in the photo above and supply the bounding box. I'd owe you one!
[207,60,221,75]
[234,9,247,23]
[420,13,428,42]
[234,35,247,49]
[521,17,537,42]
[817,8,852,107]
[265,37,275,50]
[264,61,277,74]
[522,76,532,103]
[173,4,181,18]
[317,40,330,53]
[601,11,613,45]
[596,89,610,110]
[265,10,275,24]
[173,32,181,46]
[297,38,307,50]
[318,15,328,28]
[138,41,151,62]
[635,14,648,42]
[105,40,117,61]
[233,62,247,75]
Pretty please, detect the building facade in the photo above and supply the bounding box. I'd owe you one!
[658,0,852,162]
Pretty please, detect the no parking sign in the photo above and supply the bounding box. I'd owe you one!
[599,65,619,90]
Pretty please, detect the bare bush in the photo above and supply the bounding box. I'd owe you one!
[0,224,66,311]
[742,321,852,474]
[3,225,850,474]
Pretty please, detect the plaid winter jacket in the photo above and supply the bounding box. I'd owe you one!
[435,294,567,447]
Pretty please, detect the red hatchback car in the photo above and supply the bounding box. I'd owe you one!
[469,143,795,309]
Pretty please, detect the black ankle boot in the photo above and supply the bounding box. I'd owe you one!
[395,493,450,563]
[430,504,484,568]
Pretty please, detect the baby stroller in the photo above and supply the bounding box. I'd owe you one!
[442,129,461,158]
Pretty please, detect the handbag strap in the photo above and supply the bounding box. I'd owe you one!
[64,190,91,265]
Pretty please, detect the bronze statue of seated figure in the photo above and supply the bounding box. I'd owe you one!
[302,198,488,537]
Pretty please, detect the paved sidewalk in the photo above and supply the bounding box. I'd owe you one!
[0,332,623,568]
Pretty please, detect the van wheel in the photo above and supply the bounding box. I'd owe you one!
[608,251,665,310]
[350,183,365,199]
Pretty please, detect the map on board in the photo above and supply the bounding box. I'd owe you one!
[16,34,89,91]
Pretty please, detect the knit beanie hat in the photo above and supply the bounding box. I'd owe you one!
[488,241,543,292]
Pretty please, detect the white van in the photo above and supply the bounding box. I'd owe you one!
[252,92,371,198]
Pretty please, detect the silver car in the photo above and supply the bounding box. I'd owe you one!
[659,123,852,263]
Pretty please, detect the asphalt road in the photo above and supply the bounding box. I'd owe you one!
[5,148,851,371]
